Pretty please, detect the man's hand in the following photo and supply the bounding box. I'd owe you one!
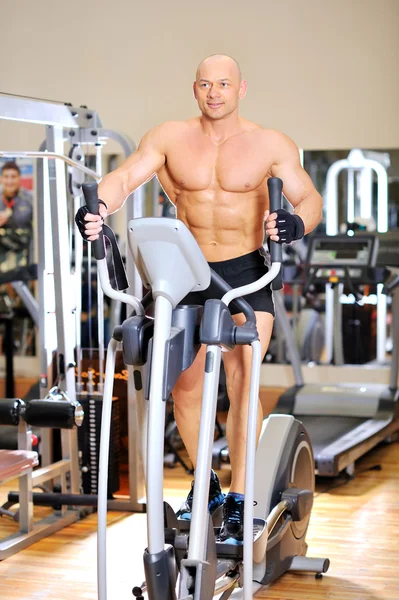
[264,209,305,244]
[75,202,108,241]
[0,209,11,227]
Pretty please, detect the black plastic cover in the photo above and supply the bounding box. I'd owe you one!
[143,545,177,600]
[122,316,154,366]
[200,300,236,349]
[171,305,202,371]
[281,487,314,521]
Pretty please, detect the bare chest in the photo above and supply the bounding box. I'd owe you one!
[162,134,271,193]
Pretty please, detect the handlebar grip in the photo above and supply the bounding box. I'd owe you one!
[82,182,105,260]
[267,177,283,264]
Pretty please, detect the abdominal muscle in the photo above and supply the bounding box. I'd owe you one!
[158,185,269,262]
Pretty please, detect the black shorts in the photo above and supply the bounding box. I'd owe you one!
[181,248,275,316]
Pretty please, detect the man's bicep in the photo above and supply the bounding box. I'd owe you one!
[117,128,166,191]
[270,139,315,207]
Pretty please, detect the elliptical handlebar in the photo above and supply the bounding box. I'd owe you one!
[220,177,284,310]
[81,183,144,316]
[82,182,106,260]
[81,178,284,320]
[268,177,283,264]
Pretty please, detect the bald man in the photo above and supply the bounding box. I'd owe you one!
[77,54,322,543]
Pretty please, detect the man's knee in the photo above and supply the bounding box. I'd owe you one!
[224,358,251,403]
[172,347,207,406]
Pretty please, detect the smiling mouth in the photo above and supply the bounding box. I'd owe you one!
[207,103,224,108]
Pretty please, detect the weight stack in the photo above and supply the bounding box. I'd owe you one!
[77,393,120,497]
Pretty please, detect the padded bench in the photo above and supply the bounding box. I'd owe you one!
[0,450,38,483]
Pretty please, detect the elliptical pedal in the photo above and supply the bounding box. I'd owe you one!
[215,517,267,560]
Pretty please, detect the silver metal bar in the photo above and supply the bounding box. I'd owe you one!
[390,286,399,390]
[36,147,55,466]
[243,340,262,600]
[377,286,387,363]
[126,186,146,299]
[98,337,120,600]
[266,499,289,536]
[0,95,78,127]
[0,151,100,180]
[273,290,304,386]
[132,365,148,482]
[325,284,334,364]
[147,295,172,554]
[152,177,161,216]
[97,260,143,315]
[96,144,105,392]
[73,193,84,389]
[46,126,80,493]
[99,129,136,157]
[188,344,222,561]
[347,168,355,223]
[288,555,329,573]
[11,281,39,327]
[17,420,33,533]
[125,186,148,510]
[222,263,281,305]
[31,459,72,485]
[359,167,372,220]
[333,283,344,365]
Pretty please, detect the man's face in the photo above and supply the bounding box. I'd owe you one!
[193,58,247,121]
[1,168,20,197]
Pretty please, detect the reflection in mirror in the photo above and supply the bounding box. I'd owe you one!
[0,158,37,397]
[271,148,399,368]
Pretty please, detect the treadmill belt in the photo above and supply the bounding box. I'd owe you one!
[296,415,367,455]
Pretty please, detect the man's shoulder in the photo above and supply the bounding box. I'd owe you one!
[255,128,299,157]
[258,127,293,143]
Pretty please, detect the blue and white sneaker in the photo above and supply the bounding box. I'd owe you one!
[218,494,244,544]
[176,470,225,520]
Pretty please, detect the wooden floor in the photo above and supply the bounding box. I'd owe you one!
[0,440,398,600]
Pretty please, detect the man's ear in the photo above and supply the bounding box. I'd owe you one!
[239,80,247,99]
[193,82,198,99]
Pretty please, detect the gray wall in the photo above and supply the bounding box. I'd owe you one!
[1,0,398,151]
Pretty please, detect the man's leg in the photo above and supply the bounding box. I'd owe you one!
[223,311,274,493]
[172,345,225,518]
[218,310,274,542]
[172,344,207,467]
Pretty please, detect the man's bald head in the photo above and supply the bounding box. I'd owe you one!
[193,54,247,121]
[196,54,242,83]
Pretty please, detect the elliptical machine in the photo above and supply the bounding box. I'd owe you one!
[82,178,329,600]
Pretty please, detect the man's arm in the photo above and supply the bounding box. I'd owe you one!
[82,124,168,240]
[98,124,167,214]
[265,131,322,240]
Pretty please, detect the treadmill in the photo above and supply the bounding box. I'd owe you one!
[275,234,399,476]
[212,234,399,477]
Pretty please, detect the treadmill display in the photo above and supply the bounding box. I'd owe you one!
[311,239,372,266]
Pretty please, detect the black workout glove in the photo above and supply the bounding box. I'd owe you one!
[272,209,305,244]
[75,200,108,241]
